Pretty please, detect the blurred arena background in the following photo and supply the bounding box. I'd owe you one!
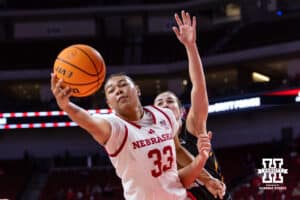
[0,0,300,199]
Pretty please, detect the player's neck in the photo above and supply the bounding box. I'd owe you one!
[118,104,144,121]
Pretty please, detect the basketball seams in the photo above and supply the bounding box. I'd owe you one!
[79,82,101,96]
[74,46,101,81]
[56,57,97,77]
[74,46,105,91]
[63,79,99,86]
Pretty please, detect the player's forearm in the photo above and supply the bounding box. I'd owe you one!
[177,146,214,185]
[186,43,207,90]
[63,102,95,131]
[176,145,195,169]
[178,154,206,188]
[186,43,209,112]
[197,168,214,185]
[184,43,209,136]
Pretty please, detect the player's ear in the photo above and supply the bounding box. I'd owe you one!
[135,85,141,96]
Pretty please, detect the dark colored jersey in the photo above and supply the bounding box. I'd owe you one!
[179,121,231,200]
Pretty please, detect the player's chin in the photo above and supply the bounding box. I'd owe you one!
[118,101,132,110]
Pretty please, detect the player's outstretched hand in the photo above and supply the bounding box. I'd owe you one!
[51,73,72,110]
[173,10,197,47]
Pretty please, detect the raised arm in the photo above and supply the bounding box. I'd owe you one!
[173,12,225,198]
[173,10,209,136]
[51,73,111,145]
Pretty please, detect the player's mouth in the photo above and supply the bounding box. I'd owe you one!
[117,96,128,103]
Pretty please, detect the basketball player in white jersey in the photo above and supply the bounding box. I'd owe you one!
[51,11,212,200]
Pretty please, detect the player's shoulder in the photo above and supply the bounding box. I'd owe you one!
[145,105,176,120]
[92,112,114,118]
[92,112,122,123]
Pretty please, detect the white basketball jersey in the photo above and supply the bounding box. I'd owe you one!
[101,105,189,200]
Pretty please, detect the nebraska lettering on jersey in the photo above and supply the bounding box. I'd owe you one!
[132,133,172,149]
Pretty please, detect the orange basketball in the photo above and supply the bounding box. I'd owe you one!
[53,44,106,97]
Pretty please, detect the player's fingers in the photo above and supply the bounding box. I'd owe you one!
[172,26,180,38]
[57,78,63,88]
[198,137,209,143]
[203,145,211,150]
[216,183,226,199]
[54,79,64,96]
[200,147,211,154]
[197,139,211,151]
[221,182,226,196]
[207,131,213,140]
[192,16,197,30]
[56,88,64,99]
[50,73,57,91]
[181,10,188,25]
[62,86,72,98]
[212,191,217,199]
[220,182,225,190]
[186,12,191,26]
[197,136,210,143]
[199,142,211,148]
[174,13,183,26]
[217,190,224,200]
[198,136,210,142]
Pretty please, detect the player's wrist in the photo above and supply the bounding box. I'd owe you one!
[203,177,215,186]
[62,102,77,113]
[185,42,197,49]
[200,173,214,185]
[194,153,206,171]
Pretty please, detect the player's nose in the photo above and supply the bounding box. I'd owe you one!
[115,87,124,95]
[161,101,169,108]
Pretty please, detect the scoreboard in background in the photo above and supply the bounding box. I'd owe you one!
[0,88,300,130]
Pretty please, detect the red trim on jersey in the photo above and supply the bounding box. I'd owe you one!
[143,107,156,124]
[126,121,141,129]
[187,191,197,200]
[150,105,173,130]
[115,107,157,129]
[115,113,142,129]
[108,125,128,157]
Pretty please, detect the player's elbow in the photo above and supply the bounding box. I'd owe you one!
[186,120,207,137]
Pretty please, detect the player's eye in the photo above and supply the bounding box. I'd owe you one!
[167,100,175,104]
[156,101,164,106]
[119,82,128,87]
[107,88,114,94]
